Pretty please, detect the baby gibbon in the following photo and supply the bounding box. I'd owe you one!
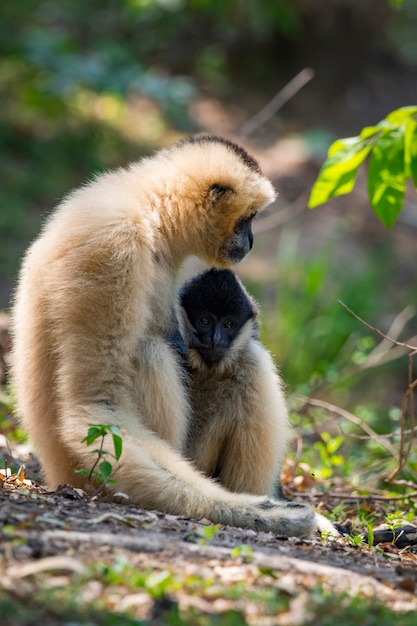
[12,135,318,536]
[179,268,336,535]
[179,268,288,497]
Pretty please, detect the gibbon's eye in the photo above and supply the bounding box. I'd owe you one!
[234,212,257,233]
[223,319,235,330]
[198,316,210,327]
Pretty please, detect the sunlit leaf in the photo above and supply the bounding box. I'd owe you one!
[385,106,417,125]
[359,126,381,140]
[405,118,417,187]
[308,141,372,209]
[367,127,406,227]
[327,136,362,157]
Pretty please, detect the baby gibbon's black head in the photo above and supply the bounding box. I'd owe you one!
[179,268,258,368]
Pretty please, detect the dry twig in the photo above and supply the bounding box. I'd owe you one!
[236,68,314,138]
[339,301,417,484]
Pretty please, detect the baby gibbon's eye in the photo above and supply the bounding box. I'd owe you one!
[223,319,235,330]
[198,317,210,327]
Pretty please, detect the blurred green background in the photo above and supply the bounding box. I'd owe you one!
[1,0,417,486]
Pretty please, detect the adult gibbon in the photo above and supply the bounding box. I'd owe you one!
[179,268,288,497]
[12,135,317,536]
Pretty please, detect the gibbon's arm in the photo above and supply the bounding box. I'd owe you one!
[12,135,319,537]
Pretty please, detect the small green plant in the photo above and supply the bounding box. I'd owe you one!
[0,387,26,443]
[313,431,348,479]
[197,524,221,545]
[76,423,123,489]
[367,523,375,548]
[384,509,415,544]
[309,105,417,227]
[344,533,364,547]
[231,545,254,562]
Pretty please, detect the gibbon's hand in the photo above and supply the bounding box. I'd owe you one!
[168,326,190,362]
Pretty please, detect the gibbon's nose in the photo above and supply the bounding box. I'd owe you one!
[212,326,222,347]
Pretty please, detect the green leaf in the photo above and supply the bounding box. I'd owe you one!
[308,140,372,209]
[367,127,406,227]
[112,434,123,461]
[385,106,417,125]
[359,126,381,140]
[405,118,417,187]
[82,426,103,446]
[98,460,113,480]
[327,136,362,156]
[106,424,120,436]
[367,523,374,548]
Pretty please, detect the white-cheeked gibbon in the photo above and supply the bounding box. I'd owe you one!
[179,268,335,536]
[12,135,318,537]
[179,268,288,497]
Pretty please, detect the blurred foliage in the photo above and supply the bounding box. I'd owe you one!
[248,223,417,489]
[1,0,415,292]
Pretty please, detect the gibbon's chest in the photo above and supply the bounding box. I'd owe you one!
[189,361,256,409]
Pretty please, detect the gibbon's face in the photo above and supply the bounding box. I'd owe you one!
[168,136,276,268]
[180,268,257,367]
[199,182,260,267]
[218,212,255,265]
[188,311,243,366]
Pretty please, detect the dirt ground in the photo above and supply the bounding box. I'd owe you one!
[1,452,417,623]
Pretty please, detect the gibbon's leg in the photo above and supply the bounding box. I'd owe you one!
[187,395,286,497]
[58,407,316,537]
[185,410,230,479]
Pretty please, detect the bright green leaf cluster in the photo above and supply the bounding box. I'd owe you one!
[308,106,417,227]
[77,423,123,487]
[82,423,123,462]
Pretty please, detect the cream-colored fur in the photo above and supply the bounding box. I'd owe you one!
[11,136,317,536]
[184,331,289,496]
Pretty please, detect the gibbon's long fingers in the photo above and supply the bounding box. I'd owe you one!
[59,408,316,537]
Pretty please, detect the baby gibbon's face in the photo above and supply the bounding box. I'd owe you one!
[179,268,258,368]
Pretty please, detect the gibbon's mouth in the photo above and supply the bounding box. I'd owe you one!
[196,347,226,366]
[218,240,251,265]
